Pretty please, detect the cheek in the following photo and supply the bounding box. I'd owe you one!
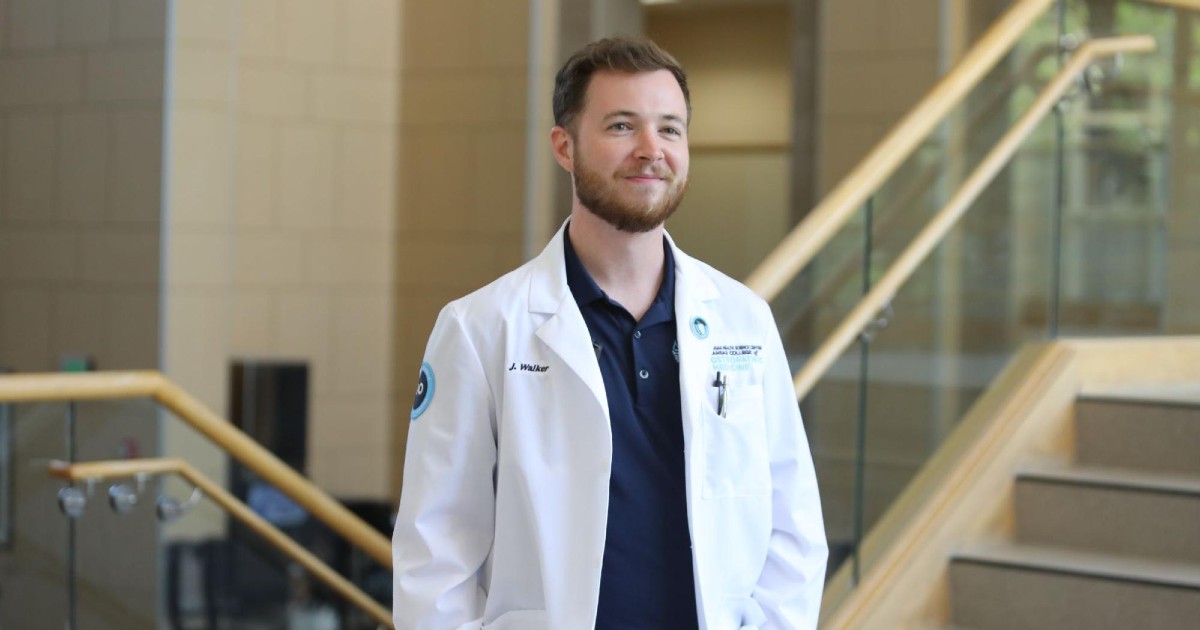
[670,153,689,178]
[605,144,636,166]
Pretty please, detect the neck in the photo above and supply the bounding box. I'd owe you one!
[568,207,666,321]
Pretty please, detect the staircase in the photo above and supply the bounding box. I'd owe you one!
[947,396,1200,629]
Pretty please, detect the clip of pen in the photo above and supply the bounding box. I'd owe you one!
[714,371,728,417]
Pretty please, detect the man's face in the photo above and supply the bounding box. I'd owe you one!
[562,69,690,233]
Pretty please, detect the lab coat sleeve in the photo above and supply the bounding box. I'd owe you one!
[393,304,496,630]
[753,316,829,629]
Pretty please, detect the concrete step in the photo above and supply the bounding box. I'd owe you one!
[1075,397,1200,476]
[949,542,1200,630]
[1014,464,1200,564]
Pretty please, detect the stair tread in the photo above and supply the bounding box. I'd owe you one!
[954,541,1200,589]
[1017,463,1200,496]
[1079,384,1200,407]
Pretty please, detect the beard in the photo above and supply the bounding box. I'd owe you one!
[572,150,689,234]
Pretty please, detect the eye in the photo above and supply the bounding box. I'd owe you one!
[608,122,632,132]
[661,126,682,137]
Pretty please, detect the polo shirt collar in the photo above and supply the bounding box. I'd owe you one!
[564,226,676,322]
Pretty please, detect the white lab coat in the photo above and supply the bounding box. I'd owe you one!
[393,226,827,630]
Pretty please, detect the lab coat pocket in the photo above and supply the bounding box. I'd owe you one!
[702,385,770,498]
[481,609,547,629]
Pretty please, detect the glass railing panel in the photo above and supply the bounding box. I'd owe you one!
[1052,0,1200,336]
[161,491,307,629]
[0,398,161,629]
[856,114,1062,565]
[72,398,161,630]
[770,0,1188,600]
[155,434,392,628]
[168,456,393,629]
[2,401,72,628]
[0,393,389,628]
[774,204,867,579]
[783,5,1064,581]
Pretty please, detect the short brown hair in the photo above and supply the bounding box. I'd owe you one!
[553,36,691,132]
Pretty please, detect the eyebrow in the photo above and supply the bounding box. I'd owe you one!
[601,110,686,125]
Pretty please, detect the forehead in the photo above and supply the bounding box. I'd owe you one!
[581,69,687,120]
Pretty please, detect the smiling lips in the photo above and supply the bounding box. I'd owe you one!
[622,170,671,184]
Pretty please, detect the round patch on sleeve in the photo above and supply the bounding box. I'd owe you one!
[410,362,435,420]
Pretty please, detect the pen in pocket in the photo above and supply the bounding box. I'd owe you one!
[713,371,728,417]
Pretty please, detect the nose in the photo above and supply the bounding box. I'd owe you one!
[634,128,664,162]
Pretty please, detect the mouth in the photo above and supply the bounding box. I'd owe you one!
[623,172,670,184]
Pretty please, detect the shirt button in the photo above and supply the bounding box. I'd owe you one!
[633,330,642,339]
[639,369,650,379]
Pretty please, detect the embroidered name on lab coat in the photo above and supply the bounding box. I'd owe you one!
[508,362,549,373]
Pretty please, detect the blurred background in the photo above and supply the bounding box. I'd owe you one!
[0,0,1197,627]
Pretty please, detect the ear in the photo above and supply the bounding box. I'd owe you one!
[550,126,574,173]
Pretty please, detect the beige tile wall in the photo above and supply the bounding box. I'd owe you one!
[648,6,791,148]
[391,0,532,494]
[0,0,164,625]
[0,3,163,373]
[818,0,942,194]
[162,0,402,540]
[647,5,793,280]
[811,0,948,349]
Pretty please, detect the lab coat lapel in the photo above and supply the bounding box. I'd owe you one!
[528,226,609,418]
[670,236,720,449]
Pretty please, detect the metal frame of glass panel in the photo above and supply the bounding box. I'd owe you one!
[0,398,10,547]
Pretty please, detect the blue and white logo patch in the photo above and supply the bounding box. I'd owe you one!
[672,339,680,363]
[411,362,435,420]
[690,316,710,340]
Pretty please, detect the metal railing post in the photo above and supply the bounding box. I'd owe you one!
[66,401,77,630]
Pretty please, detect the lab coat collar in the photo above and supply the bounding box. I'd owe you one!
[528,222,571,314]
[665,231,719,304]
[527,222,720,313]
[528,223,607,416]
[527,222,722,422]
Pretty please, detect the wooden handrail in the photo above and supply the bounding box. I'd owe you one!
[0,372,392,570]
[744,0,1055,301]
[776,40,1062,338]
[49,458,393,628]
[0,370,163,401]
[744,0,1189,303]
[790,35,1157,400]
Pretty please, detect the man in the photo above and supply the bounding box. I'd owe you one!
[393,37,827,629]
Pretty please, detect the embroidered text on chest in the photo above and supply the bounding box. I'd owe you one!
[710,345,763,372]
[508,362,549,373]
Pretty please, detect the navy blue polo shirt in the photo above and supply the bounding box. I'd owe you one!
[564,231,698,630]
